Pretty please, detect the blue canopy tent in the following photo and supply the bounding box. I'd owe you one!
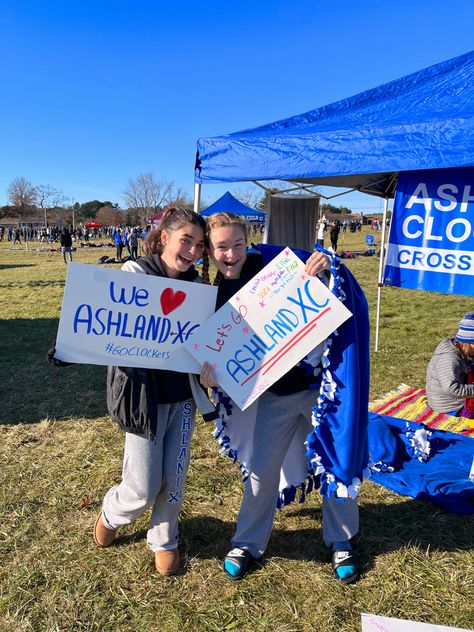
[194,50,474,199]
[200,191,266,222]
[193,50,474,350]
[192,52,474,514]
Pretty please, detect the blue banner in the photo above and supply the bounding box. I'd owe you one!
[384,167,474,295]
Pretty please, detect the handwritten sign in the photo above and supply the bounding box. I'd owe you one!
[362,613,471,632]
[55,263,217,372]
[185,248,352,410]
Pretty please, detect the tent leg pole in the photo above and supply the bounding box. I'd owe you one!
[375,197,389,352]
[375,287,382,352]
[193,183,201,213]
[263,192,271,244]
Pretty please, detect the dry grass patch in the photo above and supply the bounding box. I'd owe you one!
[0,236,473,632]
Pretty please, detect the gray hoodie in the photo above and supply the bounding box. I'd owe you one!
[426,338,474,413]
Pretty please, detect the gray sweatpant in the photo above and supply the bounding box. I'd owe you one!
[102,400,196,552]
[231,390,359,559]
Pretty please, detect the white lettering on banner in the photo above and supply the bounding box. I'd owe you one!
[405,182,474,214]
[433,184,458,211]
[385,245,473,275]
[385,168,474,296]
[402,214,474,244]
[460,185,474,212]
[406,182,431,211]
[402,215,423,239]
[425,216,443,241]
[446,219,471,242]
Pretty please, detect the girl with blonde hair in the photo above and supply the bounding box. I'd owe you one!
[200,212,370,584]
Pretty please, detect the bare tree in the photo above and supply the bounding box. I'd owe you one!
[96,205,123,227]
[169,187,193,210]
[232,186,262,209]
[123,173,175,222]
[7,177,36,213]
[35,184,67,226]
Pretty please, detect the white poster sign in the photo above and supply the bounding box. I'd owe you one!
[362,613,471,632]
[55,263,217,372]
[185,248,352,410]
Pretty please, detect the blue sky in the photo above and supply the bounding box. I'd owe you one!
[1,1,473,212]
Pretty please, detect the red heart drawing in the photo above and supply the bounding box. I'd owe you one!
[160,288,186,315]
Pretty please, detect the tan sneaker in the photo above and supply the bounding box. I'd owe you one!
[155,549,180,576]
[93,512,117,548]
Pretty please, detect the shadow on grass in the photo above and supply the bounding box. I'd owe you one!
[2,279,66,288]
[0,263,36,270]
[2,280,67,291]
[179,498,473,567]
[0,317,107,424]
[113,529,149,547]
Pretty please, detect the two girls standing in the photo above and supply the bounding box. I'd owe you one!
[92,208,369,584]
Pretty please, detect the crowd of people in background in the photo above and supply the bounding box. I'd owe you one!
[0,222,267,244]
[315,215,373,253]
[249,222,265,237]
[1,216,386,265]
[1,223,152,261]
[370,218,382,230]
[0,226,25,243]
[0,224,145,244]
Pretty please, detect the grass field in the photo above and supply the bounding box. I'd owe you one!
[0,230,472,632]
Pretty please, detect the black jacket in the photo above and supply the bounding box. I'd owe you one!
[60,230,72,248]
[106,254,216,439]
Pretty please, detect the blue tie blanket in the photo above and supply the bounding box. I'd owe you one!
[213,244,371,506]
[369,412,474,514]
[212,246,474,514]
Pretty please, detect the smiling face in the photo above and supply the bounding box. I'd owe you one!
[160,223,205,278]
[208,224,247,279]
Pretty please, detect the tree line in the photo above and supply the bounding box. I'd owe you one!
[1,173,194,227]
[1,175,355,228]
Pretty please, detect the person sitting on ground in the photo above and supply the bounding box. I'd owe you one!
[426,312,474,417]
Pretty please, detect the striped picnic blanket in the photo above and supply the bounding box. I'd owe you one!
[369,384,474,438]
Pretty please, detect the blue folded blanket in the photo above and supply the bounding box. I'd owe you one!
[368,413,474,514]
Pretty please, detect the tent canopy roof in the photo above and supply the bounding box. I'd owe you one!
[200,191,266,220]
[195,51,474,198]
